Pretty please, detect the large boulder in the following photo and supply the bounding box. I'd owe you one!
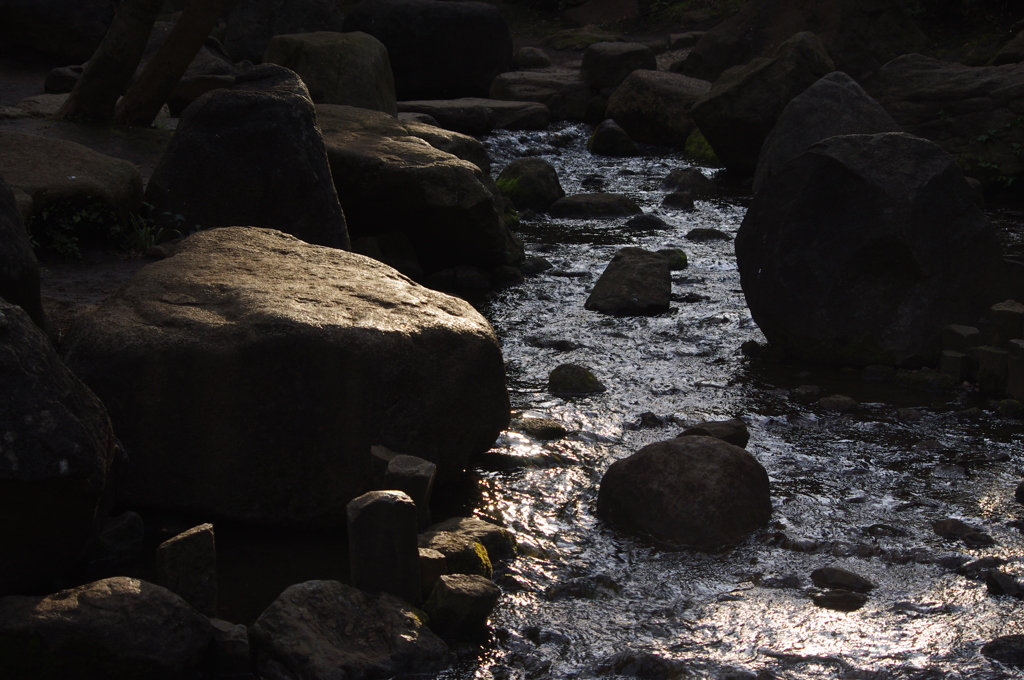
[263,31,397,115]
[223,0,346,64]
[676,0,926,84]
[690,31,835,176]
[0,176,47,332]
[250,580,449,679]
[343,0,512,100]
[145,64,349,250]
[489,68,591,122]
[580,42,656,90]
[995,29,1024,66]
[0,300,117,595]
[318,104,522,277]
[0,577,213,679]
[871,54,1024,188]
[0,131,143,250]
[597,436,771,549]
[60,227,510,526]
[736,132,1005,366]
[584,247,671,316]
[0,0,114,62]
[753,71,900,193]
[605,70,710,148]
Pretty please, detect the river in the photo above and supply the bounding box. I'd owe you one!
[435,122,1024,680]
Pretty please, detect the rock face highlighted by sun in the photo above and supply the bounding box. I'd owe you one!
[61,227,510,526]
[597,436,771,550]
[736,132,1004,367]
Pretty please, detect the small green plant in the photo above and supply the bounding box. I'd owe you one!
[25,198,118,260]
[112,203,186,253]
[684,129,720,167]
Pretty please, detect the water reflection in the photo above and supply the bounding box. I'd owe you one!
[447,124,1024,679]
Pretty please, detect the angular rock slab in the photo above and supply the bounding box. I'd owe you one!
[250,580,449,679]
[0,300,117,595]
[61,227,510,526]
[585,247,671,316]
[263,31,397,115]
[736,132,1005,367]
[753,71,899,194]
[0,577,213,680]
[597,436,771,549]
[318,104,522,275]
[146,65,349,250]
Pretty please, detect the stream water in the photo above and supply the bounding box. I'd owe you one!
[439,123,1024,680]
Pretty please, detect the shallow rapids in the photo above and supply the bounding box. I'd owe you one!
[445,123,1024,679]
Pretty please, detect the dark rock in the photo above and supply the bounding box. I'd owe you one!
[208,619,252,677]
[625,213,668,230]
[597,436,771,549]
[513,46,551,70]
[0,300,117,595]
[513,417,568,440]
[489,68,590,121]
[679,418,749,447]
[691,31,834,177]
[0,175,47,332]
[872,55,1024,188]
[995,29,1024,65]
[263,31,397,115]
[549,193,642,218]
[594,650,689,679]
[318,104,522,275]
[933,518,974,539]
[675,0,925,84]
[61,228,509,526]
[589,119,638,156]
[0,577,213,679]
[545,573,620,601]
[669,32,704,50]
[817,394,857,412]
[421,516,516,563]
[418,531,491,578]
[606,70,710,148]
[982,635,1024,667]
[754,71,899,193]
[810,567,874,592]
[986,569,1021,597]
[1016,480,1024,504]
[549,363,607,396]
[662,191,695,210]
[585,247,671,316]
[343,0,511,100]
[224,0,346,64]
[422,574,500,641]
[962,531,995,549]
[581,41,656,89]
[662,167,717,197]
[686,227,730,241]
[497,158,565,213]
[155,523,217,616]
[399,98,550,133]
[250,580,449,679]
[862,364,896,382]
[419,548,447,602]
[0,0,116,62]
[398,111,439,126]
[86,511,144,569]
[44,65,83,94]
[736,132,1005,366]
[146,65,349,249]
[348,490,422,605]
[657,249,688,270]
[812,589,868,612]
[384,455,437,529]
[791,385,822,403]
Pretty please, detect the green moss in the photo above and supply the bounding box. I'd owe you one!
[657,248,688,270]
[496,175,521,197]
[684,130,720,167]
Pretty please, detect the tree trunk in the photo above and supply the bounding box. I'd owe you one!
[115,0,235,127]
[55,0,164,123]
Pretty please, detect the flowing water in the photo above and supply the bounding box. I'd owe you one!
[440,123,1024,680]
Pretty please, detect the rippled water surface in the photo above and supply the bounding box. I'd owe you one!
[444,124,1024,680]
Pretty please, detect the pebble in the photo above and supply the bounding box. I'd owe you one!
[812,589,868,612]
[810,567,874,593]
